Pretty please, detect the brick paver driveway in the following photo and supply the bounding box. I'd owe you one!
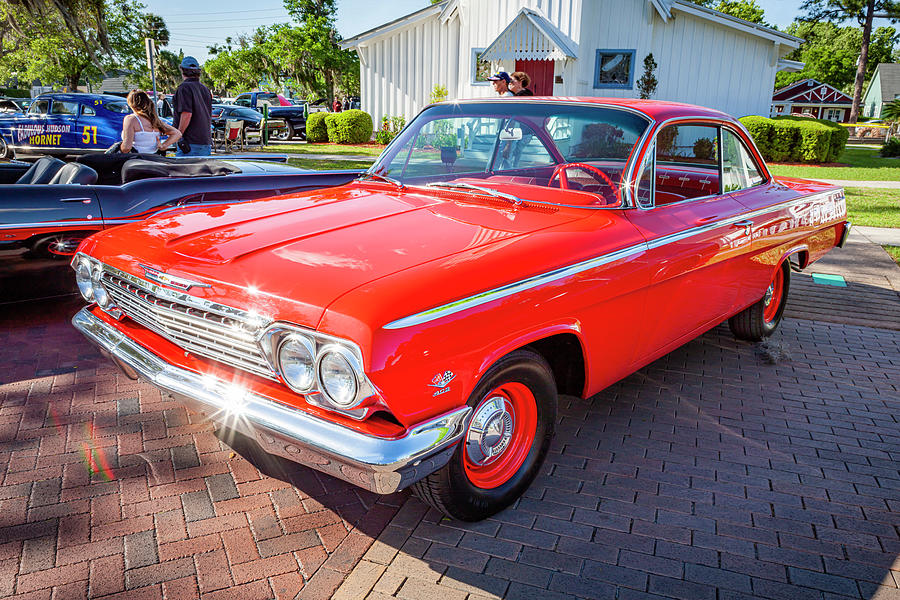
[2,247,899,599]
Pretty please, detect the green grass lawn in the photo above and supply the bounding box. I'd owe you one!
[845,187,900,228]
[287,157,374,170]
[884,245,900,265]
[263,143,384,157]
[768,146,900,181]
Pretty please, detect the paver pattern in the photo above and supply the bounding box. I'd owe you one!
[339,319,900,600]
[2,241,900,599]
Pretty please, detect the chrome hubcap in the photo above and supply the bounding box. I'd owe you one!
[466,395,514,466]
[764,284,774,307]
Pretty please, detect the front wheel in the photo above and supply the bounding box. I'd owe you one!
[412,349,557,521]
[729,260,790,341]
[0,135,13,160]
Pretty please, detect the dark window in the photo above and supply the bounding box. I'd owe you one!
[28,100,49,115]
[593,50,636,89]
[51,101,79,115]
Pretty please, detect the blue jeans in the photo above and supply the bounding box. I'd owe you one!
[176,144,211,157]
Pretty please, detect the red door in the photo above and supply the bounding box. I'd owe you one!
[515,60,554,96]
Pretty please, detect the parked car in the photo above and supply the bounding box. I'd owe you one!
[233,92,306,140]
[71,98,849,521]
[0,97,30,115]
[0,93,139,159]
[211,104,287,146]
[0,153,360,258]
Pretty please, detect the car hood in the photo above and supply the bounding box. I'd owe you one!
[88,182,591,328]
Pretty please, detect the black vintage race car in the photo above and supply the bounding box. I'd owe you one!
[0,153,361,258]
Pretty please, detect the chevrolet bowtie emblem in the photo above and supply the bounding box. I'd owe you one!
[140,265,210,291]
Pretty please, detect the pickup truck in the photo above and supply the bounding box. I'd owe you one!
[233,92,306,140]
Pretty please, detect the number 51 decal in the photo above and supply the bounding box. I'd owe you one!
[82,126,97,144]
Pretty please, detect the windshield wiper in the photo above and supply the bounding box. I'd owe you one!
[425,182,523,206]
[358,172,404,189]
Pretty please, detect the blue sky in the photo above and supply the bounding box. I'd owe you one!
[149,1,873,64]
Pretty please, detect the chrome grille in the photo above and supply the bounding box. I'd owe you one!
[103,273,276,380]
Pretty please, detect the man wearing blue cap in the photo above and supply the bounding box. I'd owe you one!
[487,72,515,97]
[172,56,213,156]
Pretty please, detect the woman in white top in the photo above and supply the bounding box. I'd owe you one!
[120,90,181,154]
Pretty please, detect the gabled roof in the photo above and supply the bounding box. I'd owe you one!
[340,0,801,50]
[869,63,900,103]
[772,79,852,104]
[479,8,577,62]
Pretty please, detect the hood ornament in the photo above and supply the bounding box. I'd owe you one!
[140,264,210,291]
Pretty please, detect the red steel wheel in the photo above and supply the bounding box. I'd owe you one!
[762,266,784,324]
[412,349,557,521]
[462,382,538,489]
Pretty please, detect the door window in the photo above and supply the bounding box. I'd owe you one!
[50,101,79,115]
[721,129,764,192]
[654,124,720,204]
[28,100,49,115]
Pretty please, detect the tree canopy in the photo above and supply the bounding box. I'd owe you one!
[691,0,769,24]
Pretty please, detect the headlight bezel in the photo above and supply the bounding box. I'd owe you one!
[259,323,379,417]
[316,344,362,408]
[276,333,317,394]
[74,256,94,302]
[71,252,121,318]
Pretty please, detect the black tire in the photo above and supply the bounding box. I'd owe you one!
[277,123,295,141]
[412,349,557,521]
[0,135,12,160]
[729,260,790,341]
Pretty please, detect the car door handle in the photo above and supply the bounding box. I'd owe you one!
[60,197,92,204]
[733,220,753,235]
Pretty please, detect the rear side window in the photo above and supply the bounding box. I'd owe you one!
[81,105,96,116]
[105,102,131,114]
[722,129,765,192]
[654,124,720,205]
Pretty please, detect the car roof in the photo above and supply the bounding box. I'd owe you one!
[35,92,128,104]
[446,97,738,124]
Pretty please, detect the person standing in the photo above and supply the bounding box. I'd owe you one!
[510,72,535,96]
[172,56,213,157]
[487,72,515,96]
[120,90,181,154]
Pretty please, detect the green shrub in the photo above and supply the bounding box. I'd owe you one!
[329,109,373,144]
[306,112,329,142]
[881,136,900,157]
[325,114,339,142]
[739,115,848,164]
[0,88,29,98]
[375,115,406,145]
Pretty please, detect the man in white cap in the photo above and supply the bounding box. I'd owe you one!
[172,56,213,156]
[487,72,515,97]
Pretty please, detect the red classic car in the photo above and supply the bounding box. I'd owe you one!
[71,98,849,521]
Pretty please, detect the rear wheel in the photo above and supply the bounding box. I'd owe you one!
[729,260,790,341]
[275,123,295,141]
[412,349,557,521]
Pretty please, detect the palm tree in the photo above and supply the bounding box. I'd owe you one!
[883,99,900,139]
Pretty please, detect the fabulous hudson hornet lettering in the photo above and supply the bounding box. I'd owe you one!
[71,99,849,521]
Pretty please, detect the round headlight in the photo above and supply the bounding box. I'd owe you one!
[317,348,358,407]
[92,279,110,308]
[277,334,316,392]
[75,259,94,302]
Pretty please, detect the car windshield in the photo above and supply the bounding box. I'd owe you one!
[369,101,650,206]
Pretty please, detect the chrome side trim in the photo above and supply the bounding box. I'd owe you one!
[0,220,102,230]
[72,307,471,494]
[384,243,647,330]
[384,189,844,330]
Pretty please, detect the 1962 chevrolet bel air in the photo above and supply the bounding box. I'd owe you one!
[71,98,849,520]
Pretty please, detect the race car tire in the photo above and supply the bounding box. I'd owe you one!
[0,135,13,160]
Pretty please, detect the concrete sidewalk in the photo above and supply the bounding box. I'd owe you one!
[853,225,900,246]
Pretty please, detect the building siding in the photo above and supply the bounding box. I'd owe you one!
[350,0,792,125]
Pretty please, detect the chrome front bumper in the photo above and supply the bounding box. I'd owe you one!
[73,307,471,494]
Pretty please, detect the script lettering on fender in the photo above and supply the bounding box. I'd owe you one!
[15,123,71,146]
[726,191,847,250]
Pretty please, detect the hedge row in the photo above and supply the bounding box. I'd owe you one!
[739,115,849,163]
[305,109,373,144]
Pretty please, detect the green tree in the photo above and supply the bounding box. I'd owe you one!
[637,53,658,99]
[691,0,768,24]
[800,0,900,122]
[775,21,897,91]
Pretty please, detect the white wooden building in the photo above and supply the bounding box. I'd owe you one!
[340,0,803,126]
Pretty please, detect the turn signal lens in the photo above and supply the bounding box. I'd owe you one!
[277,334,316,392]
[318,349,358,407]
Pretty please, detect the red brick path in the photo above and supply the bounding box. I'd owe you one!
[0,295,406,599]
